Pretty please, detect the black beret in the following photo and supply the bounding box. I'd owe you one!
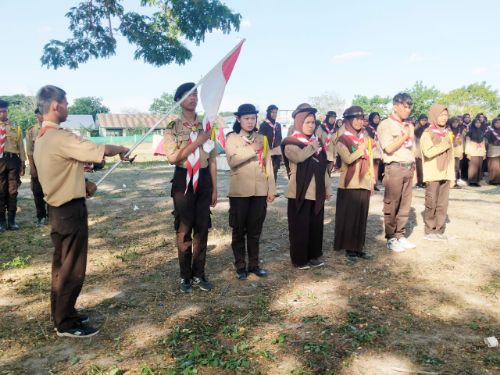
[343,106,364,119]
[234,103,259,116]
[266,104,278,113]
[174,82,196,102]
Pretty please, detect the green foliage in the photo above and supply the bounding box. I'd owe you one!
[405,81,441,118]
[439,81,500,117]
[69,96,110,120]
[41,0,241,69]
[2,255,32,269]
[0,94,36,130]
[351,95,391,117]
[149,92,181,115]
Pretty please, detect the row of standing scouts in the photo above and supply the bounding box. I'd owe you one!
[0,84,499,338]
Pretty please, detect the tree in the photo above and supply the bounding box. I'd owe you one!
[0,95,36,130]
[405,81,441,117]
[149,92,181,115]
[309,91,346,117]
[41,0,241,69]
[439,82,500,117]
[351,95,391,117]
[69,97,110,120]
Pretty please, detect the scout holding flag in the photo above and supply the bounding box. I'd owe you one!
[225,104,275,280]
[0,99,26,231]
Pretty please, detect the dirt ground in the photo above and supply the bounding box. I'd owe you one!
[0,150,499,375]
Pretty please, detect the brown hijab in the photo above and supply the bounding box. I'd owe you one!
[427,104,452,171]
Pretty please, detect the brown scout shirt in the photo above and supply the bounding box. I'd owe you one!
[0,121,26,162]
[33,121,105,207]
[225,131,276,197]
[487,144,500,158]
[464,137,486,158]
[378,117,415,164]
[163,117,217,168]
[287,125,335,161]
[284,144,331,200]
[420,130,455,182]
[336,140,374,190]
[25,123,40,156]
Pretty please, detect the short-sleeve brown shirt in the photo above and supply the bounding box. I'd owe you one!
[33,121,105,207]
[163,117,217,168]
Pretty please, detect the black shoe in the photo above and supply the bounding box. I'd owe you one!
[180,278,193,293]
[0,222,6,232]
[374,186,380,191]
[236,269,248,280]
[37,217,49,226]
[358,253,374,260]
[56,323,99,338]
[193,276,213,291]
[308,258,324,268]
[248,267,268,277]
[7,220,19,230]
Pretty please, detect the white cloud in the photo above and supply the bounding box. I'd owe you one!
[409,53,425,63]
[332,51,371,63]
[472,67,488,75]
[240,19,252,28]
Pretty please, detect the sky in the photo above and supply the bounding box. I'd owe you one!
[1,0,500,114]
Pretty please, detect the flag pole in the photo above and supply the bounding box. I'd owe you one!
[95,38,245,187]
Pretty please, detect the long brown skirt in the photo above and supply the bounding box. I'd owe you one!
[488,156,500,184]
[334,188,371,253]
[468,156,483,184]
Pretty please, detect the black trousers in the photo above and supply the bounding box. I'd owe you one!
[0,154,21,221]
[271,155,281,185]
[229,196,267,271]
[287,199,324,267]
[460,155,468,180]
[416,157,424,186]
[48,198,88,331]
[171,167,212,280]
[31,176,47,219]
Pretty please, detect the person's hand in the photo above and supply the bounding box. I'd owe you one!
[119,147,136,162]
[357,142,367,152]
[252,139,263,152]
[267,194,275,203]
[196,130,211,146]
[30,166,37,178]
[327,161,335,173]
[85,180,97,197]
[310,140,321,150]
[211,189,218,207]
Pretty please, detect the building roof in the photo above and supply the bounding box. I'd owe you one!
[60,115,96,130]
[96,113,177,129]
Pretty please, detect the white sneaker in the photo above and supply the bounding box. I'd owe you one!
[398,237,416,249]
[387,238,406,253]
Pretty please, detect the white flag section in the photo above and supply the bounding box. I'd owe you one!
[96,39,245,187]
[200,39,244,131]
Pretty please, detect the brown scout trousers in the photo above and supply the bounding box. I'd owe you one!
[423,180,450,234]
[468,156,483,184]
[48,198,88,331]
[31,176,47,219]
[229,196,267,271]
[171,167,212,280]
[287,199,324,267]
[0,154,21,222]
[382,164,414,239]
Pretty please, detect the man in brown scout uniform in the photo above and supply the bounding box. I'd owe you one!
[378,93,417,253]
[163,82,218,293]
[34,85,132,338]
[26,108,48,225]
[0,99,26,231]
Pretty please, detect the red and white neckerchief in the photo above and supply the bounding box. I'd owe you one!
[429,124,448,138]
[390,114,413,148]
[486,126,500,142]
[292,131,322,155]
[265,119,277,147]
[182,119,202,194]
[242,132,265,167]
[0,123,6,158]
[343,130,369,160]
[322,124,335,148]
